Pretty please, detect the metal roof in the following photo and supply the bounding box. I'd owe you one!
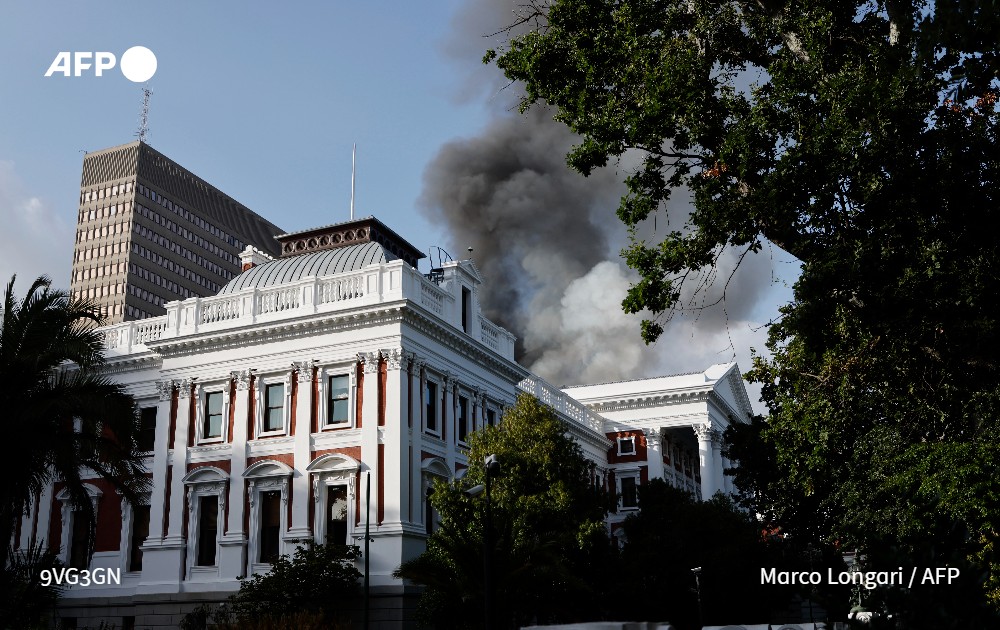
[217,240,398,295]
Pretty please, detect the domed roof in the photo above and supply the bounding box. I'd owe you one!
[218,240,399,295]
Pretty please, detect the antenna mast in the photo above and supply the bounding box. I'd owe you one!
[350,143,356,220]
[136,85,152,143]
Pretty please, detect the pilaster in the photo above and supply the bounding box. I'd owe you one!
[409,358,424,524]
[442,372,456,473]
[359,351,381,528]
[146,380,175,542]
[287,362,314,543]
[380,348,409,526]
[219,370,251,577]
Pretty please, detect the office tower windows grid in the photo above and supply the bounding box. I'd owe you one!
[70,141,284,323]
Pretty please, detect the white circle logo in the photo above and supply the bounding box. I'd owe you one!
[120,46,157,83]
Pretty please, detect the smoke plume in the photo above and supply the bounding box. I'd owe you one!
[421,0,788,397]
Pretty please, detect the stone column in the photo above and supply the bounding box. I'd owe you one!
[287,362,315,544]
[381,348,408,526]
[643,428,665,481]
[712,437,726,496]
[220,370,250,577]
[694,423,717,501]
[723,455,735,494]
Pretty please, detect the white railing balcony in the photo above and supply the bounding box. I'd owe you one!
[98,261,517,362]
[100,316,168,356]
[518,374,607,437]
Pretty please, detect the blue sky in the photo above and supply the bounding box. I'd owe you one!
[0,1,797,407]
[0,1,491,285]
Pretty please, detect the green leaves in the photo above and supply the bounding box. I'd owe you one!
[396,394,612,628]
[1,275,149,571]
[224,544,361,623]
[491,0,1000,620]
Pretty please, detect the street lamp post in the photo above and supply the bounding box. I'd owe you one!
[464,454,501,630]
[692,566,704,628]
[483,454,500,630]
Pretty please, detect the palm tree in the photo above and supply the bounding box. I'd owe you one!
[1,275,149,569]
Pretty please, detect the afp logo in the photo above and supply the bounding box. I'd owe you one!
[44,46,157,82]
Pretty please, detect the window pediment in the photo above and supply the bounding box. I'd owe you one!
[244,460,294,479]
[182,466,229,484]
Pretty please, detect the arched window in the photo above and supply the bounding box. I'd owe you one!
[182,467,228,579]
[243,460,292,571]
[56,484,103,569]
[421,458,451,536]
[307,454,361,546]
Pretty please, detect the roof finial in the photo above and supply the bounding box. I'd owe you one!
[350,143,357,220]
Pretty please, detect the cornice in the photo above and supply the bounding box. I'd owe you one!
[563,419,614,451]
[99,352,162,375]
[141,299,529,387]
[146,304,408,358]
[581,387,712,412]
[400,303,528,386]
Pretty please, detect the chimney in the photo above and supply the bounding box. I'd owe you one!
[239,245,273,272]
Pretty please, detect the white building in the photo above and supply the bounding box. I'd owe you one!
[16,217,752,629]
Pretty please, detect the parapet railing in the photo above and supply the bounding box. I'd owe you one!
[99,261,516,360]
[518,374,607,437]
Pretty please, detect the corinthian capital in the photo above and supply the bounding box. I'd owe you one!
[382,347,404,371]
[359,351,381,373]
[693,423,717,443]
[156,379,175,401]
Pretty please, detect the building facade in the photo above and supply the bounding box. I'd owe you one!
[70,141,285,323]
[21,216,751,629]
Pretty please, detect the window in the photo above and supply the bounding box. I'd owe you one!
[69,510,90,569]
[425,382,438,433]
[620,476,639,509]
[617,436,636,455]
[486,409,496,427]
[425,486,436,535]
[458,396,469,443]
[137,407,156,452]
[264,383,284,432]
[325,485,348,546]
[203,392,223,439]
[258,491,281,564]
[461,286,471,333]
[129,504,150,571]
[327,375,349,424]
[196,495,218,566]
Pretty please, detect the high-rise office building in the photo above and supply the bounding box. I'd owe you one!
[70,141,285,323]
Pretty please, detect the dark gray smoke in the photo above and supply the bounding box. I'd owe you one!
[420,106,625,368]
[420,0,788,395]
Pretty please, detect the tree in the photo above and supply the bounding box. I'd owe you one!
[615,480,849,629]
[0,276,148,569]
[490,1,1000,620]
[395,394,613,628]
[0,542,64,630]
[203,543,361,628]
